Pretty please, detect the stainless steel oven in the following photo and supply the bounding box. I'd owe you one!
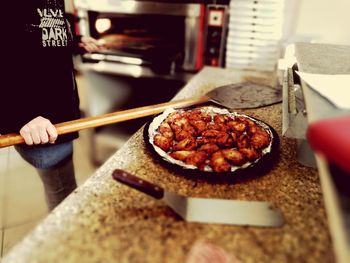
[74,0,205,78]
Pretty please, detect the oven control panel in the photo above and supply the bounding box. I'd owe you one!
[204,5,228,67]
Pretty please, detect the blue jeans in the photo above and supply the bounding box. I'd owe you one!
[15,141,73,169]
[15,142,77,211]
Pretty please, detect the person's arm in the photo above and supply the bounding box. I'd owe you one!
[64,0,103,54]
[65,13,103,54]
[78,36,102,53]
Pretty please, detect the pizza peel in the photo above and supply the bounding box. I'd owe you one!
[0,82,281,148]
[112,169,284,227]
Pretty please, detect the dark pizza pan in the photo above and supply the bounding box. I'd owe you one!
[143,105,280,183]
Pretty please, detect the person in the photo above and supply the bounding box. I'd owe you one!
[0,0,103,211]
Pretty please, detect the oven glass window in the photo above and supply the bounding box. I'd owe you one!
[88,11,185,63]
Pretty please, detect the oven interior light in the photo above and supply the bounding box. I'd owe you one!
[95,18,112,33]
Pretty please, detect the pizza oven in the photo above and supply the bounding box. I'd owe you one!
[74,0,205,76]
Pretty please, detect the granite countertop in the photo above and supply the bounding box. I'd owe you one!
[2,67,335,263]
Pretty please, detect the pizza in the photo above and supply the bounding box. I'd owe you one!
[147,106,274,173]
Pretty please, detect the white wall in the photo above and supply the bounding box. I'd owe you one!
[294,0,350,45]
[65,0,75,13]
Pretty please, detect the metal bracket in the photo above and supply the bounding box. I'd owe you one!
[282,68,308,139]
[282,67,316,168]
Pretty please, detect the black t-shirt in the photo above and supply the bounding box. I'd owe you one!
[0,0,80,142]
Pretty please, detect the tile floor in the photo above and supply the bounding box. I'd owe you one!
[0,129,99,257]
[0,74,122,257]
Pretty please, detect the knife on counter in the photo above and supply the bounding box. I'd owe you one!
[112,169,284,227]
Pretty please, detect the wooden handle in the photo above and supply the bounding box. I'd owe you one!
[0,96,209,148]
[112,169,164,199]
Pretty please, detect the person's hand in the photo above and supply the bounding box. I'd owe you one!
[78,36,104,53]
[187,241,241,263]
[20,116,58,145]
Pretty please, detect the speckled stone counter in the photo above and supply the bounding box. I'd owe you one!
[2,67,335,263]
